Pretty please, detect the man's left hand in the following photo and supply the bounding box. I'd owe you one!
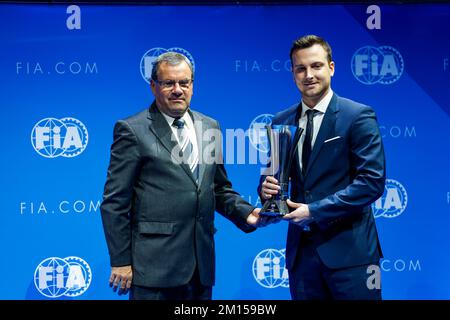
[283,199,312,226]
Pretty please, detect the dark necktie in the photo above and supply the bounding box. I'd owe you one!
[172,118,199,182]
[302,109,318,175]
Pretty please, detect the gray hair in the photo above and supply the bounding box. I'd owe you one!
[151,52,194,81]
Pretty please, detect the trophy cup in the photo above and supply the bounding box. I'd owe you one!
[260,125,303,216]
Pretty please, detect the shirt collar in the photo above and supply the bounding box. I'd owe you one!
[301,88,333,118]
[160,110,193,129]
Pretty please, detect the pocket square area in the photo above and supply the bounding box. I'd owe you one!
[324,136,342,143]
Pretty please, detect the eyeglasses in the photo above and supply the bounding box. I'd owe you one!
[155,79,193,90]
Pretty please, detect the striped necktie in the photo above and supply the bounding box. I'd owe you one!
[172,117,199,182]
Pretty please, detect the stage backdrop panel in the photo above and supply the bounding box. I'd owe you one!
[0,3,449,299]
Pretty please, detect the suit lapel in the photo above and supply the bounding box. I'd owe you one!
[304,94,338,176]
[147,102,197,185]
[190,110,207,187]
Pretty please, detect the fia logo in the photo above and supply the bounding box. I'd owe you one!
[140,47,195,84]
[31,117,88,158]
[34,256,92,298]
[351,46,404,85]
[372,179,408,218]
[252,248,289,288]
[248,114,274,152]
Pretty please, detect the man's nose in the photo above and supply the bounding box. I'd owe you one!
[171,82,183,94]
[305,67,314,79]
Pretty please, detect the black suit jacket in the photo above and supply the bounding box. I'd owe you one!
[259,94,386,270]
[101,102,255,287]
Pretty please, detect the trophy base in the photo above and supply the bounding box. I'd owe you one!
[260,199,289,217]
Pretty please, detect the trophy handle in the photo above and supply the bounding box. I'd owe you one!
[265,125,274,177]
[285,127,304,177]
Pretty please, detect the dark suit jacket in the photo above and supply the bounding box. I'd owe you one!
[259,93,386,270]
[101,102,255,288]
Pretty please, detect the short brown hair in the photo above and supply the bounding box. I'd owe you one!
[290,35,333,65]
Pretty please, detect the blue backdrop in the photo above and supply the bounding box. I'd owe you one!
[1,3,449,300]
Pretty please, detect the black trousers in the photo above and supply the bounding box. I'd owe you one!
[129,268,212,300]
[289,232,382,300]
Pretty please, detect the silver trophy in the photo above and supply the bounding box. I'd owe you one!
[261,125,303,216]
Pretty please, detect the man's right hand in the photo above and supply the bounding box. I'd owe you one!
[110,265,133,294]
[261,176,281,200]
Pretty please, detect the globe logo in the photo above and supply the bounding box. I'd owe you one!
[351,45,404,85]
[34,256,92,298]
[31,117,88,158]
[252,248,288,289]
[34,257,70,298]
[248,114,274,152]
[140,47,195,83]
[372,179,408,218]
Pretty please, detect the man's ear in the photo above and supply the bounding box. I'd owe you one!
[150,79,156,93]
[329,61,335,77]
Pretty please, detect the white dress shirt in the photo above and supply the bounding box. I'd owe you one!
[160,110,199,158]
